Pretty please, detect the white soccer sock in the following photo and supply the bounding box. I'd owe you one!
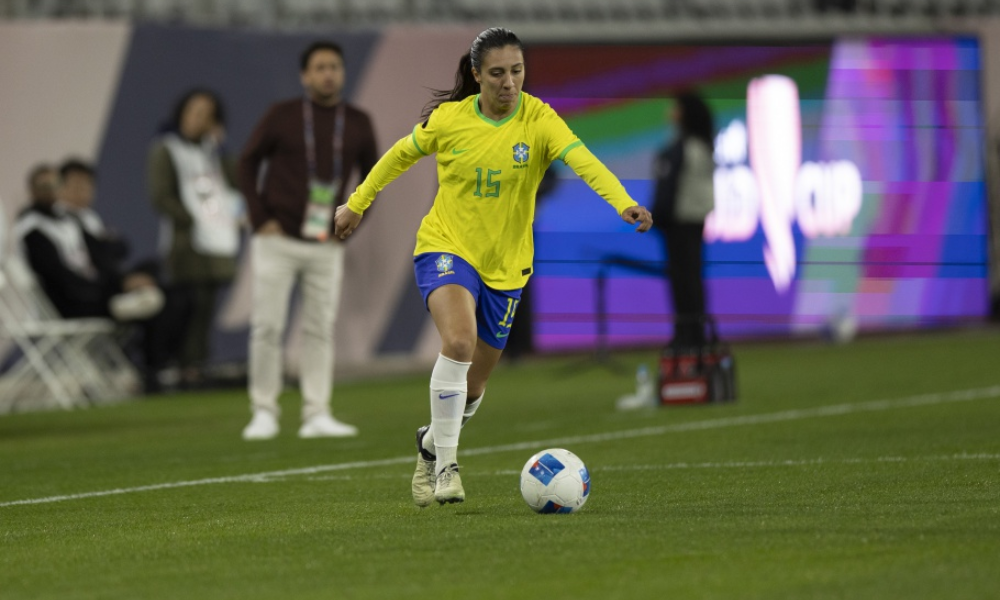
[429,353,471,474]
[422,391,485,454]
[462,392,483,426]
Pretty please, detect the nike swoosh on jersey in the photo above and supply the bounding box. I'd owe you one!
[451,148,469,155]
[495,331,510,338]
[438,392,460,399]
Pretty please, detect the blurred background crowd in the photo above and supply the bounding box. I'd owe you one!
[1,0,998,408]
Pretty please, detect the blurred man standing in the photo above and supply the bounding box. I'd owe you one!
[238,41,377,440]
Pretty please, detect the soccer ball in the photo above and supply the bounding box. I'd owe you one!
[519,448,591,514]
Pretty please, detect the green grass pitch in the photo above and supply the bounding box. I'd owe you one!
[2,329,999,599]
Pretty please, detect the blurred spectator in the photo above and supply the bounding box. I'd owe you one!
[15,164,114,318]
[148,88,241,388]
[651,91,715,347]
[237,40,377,440]
[57,159,180,390]
[14,163,167,386]
[58,158,130,282]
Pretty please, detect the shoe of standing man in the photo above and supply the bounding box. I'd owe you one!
[242,410,279,440]
[298,413,358,438]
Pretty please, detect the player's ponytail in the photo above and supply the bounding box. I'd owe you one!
[421,27,523,122]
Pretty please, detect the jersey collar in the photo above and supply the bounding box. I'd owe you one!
[474,92,522,127]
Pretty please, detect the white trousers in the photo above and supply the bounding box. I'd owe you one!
[248,235,345,420]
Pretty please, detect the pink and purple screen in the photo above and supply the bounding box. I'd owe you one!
[527,38,987,351]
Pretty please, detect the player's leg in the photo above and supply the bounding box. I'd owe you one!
[414,339,500,505]
[420,282,520,503]
[420,281,520,450]
[466,337,503,406]
[425,284,477,504]
[421,337,502,457]
[245,236,299,440]
[461,284,521,429]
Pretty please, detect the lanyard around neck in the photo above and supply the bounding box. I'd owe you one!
[302,99,346,182]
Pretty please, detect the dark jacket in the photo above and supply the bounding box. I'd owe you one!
[238,98,377,239]
[16,204,118,318]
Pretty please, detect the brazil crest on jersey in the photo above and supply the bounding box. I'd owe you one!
[408,92,583,290]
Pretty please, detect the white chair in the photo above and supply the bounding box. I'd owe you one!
[0,248,142,414]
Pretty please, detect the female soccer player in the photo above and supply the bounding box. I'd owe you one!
[334,27,652,506]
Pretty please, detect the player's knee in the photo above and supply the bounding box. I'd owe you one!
[440,334,476,363]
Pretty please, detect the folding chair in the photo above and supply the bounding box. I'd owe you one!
[0,252,142,414]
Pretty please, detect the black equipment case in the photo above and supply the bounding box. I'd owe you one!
[658,319,737,405]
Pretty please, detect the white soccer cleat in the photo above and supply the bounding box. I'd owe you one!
[242,410,279,441]
[298,414,359,438]
[412,426,436,508]
[434,463,465,505]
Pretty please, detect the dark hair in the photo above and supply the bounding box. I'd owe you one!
[59,158,95,180]
[675,91,715,151]
[300,41,344,72]
[421,27,523,121]
[27,163,55,188]
[167,88,226,134]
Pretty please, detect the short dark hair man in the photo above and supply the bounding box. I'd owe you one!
[238,40,378,440]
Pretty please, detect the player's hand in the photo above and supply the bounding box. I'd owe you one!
[334,204,363,240]
[621,205,653,233]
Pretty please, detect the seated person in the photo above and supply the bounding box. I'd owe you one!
[15,163,162,321]
[58,158,130,279]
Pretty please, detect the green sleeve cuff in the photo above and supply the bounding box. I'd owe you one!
[410,125,429,156]
[558,140,584,162]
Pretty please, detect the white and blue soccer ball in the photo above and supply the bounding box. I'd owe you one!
[519,448,591,514]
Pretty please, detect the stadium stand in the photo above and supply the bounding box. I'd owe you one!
[3,0,1000,28]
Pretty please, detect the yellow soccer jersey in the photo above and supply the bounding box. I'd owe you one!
[347,91,637,290]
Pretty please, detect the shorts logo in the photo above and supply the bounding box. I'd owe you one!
[435,254,455,277]
[513,142,530,164]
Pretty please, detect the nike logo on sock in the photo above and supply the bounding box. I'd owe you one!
[438,393,460,399]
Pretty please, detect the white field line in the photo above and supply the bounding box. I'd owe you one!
[3,385,998,508]
[302,453,1000,481]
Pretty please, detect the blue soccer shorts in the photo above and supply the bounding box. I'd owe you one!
[414,252,523,350]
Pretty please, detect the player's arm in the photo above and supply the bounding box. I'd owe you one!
[335,125,430,239]
[561,144,653,232]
